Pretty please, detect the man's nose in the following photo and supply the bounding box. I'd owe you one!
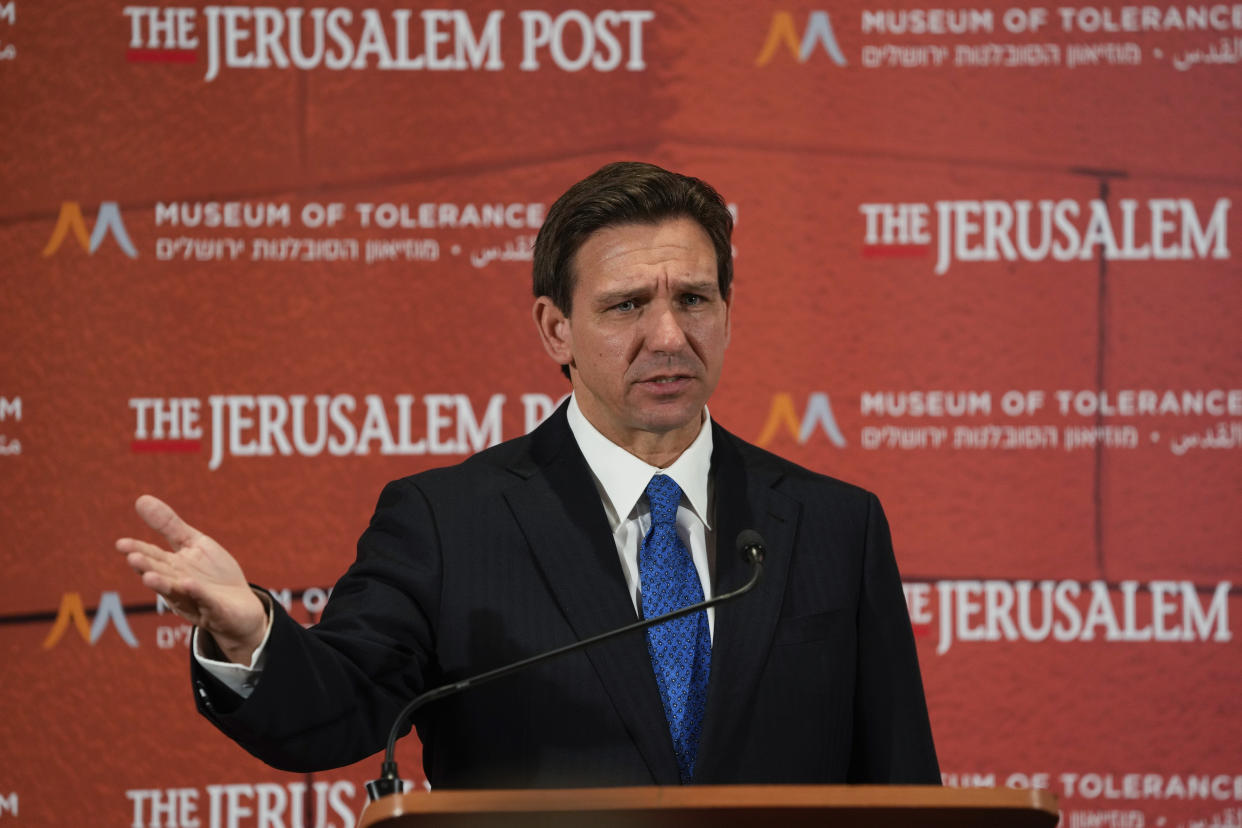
[645,302,688,353]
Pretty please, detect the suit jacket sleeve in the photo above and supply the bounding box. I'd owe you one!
[191,477,443,772]
[847,492,940,783]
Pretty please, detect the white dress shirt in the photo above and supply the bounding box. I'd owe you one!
[195,394,717,696]
[565,394,717,638]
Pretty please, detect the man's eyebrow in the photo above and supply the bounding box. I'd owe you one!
[594,287,647,305]
[593,279,719,306]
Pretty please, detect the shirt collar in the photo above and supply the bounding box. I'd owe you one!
[566,394,714,533]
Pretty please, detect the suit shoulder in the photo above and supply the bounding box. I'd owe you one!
[391,432,535,498]
[724,430,877,510]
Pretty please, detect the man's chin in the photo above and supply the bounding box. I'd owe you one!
[633,399,705,435]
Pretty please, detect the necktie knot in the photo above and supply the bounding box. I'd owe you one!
[645,474,682,525]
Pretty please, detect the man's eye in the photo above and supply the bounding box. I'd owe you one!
[613,299,636,312]
[681,294,704,306]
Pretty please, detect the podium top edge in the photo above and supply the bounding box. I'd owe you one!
[359,784,1059,827]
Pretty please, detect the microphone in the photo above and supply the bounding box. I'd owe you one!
[735,529,765,566]
[365,529,768,801]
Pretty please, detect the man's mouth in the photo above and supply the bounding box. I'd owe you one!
[637,374,694,392]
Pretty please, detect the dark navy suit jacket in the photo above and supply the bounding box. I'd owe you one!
[192,403,939,787]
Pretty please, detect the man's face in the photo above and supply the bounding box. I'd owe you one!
[533,217,731,460]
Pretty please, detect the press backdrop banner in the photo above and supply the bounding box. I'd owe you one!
[1,2,1240,826]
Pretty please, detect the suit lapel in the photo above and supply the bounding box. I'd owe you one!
[502,405,682,784]
[694,424,800,782]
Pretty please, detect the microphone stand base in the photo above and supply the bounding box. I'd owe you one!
[365,771,403,801]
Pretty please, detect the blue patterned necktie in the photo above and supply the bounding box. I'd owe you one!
[640,474,711,783]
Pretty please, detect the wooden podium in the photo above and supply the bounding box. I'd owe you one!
[357,785,1059,828]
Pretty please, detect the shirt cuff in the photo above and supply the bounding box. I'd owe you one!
[191,589,274,700]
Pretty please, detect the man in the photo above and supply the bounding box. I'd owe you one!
[118,162,939,787]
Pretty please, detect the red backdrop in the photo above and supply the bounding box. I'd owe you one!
[2,2,1240,826]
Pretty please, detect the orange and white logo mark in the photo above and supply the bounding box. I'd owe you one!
[756,392,847,447]
[42,201,138,258]
[756,11,846,67]
[42,591,140,648]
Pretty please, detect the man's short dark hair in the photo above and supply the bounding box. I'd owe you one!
[533,161,734,316]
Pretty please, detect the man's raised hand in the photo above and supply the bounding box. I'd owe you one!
[117,495,268,665]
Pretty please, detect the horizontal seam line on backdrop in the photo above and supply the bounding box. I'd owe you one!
[1,580,1237,627]
[7,143,1242,227]
[0,142,666,228]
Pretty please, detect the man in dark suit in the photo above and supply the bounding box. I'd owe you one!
[118,162,939,787]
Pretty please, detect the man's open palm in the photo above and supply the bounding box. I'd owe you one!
[117,495,266,663]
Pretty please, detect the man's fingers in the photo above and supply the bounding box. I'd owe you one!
[134,494,201,549]
[117,539,175,580]
[140,570,200,606]
[125,549,179,580]
[139,570,180,598]
[124,549,153,575]
[116,537,172,563]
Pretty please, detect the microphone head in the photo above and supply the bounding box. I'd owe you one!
[735,529,766,565]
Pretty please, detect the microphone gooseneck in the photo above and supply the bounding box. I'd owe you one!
[365,529,768,801]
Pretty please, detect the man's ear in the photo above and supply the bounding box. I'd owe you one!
[532,296,573,368]
[723,285,733,347]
